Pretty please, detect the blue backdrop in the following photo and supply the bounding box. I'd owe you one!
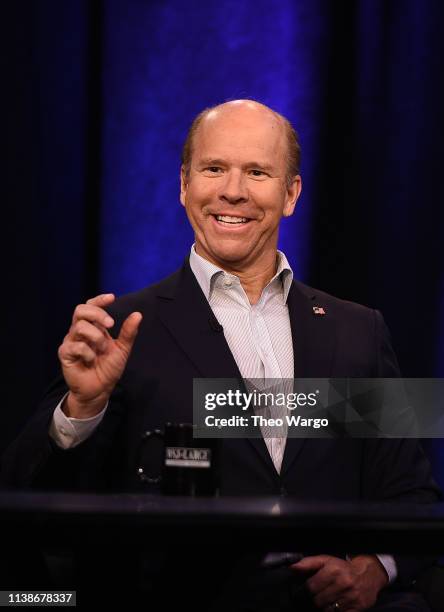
[99,0,330,292]
[5,0,444,485]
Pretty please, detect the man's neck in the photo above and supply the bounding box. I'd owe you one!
[232,258,277,305]
[194,246,279,305]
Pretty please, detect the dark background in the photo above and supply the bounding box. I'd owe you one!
[5,0,444,486]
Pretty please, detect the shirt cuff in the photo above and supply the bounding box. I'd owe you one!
[375,554,397,584]
[49,393,108,449]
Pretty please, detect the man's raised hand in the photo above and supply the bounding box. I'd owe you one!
[58,294,142,418]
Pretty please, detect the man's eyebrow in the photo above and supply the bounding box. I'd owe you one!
[243,161,275,172]
[197,158,227,166]
[197,158,275,171]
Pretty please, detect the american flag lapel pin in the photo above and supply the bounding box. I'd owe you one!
[313,306,326,316]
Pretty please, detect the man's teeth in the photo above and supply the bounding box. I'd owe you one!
[216,215,248,224]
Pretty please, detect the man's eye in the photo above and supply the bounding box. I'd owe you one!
[250,170,266,177]
[206,166,221,173]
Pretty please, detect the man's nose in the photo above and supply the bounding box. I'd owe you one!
[218,170,248,204]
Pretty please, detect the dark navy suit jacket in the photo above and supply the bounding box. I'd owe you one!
[1,259,441,588]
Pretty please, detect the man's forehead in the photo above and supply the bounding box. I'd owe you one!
[203,100,282,129]
[195,102,285,153]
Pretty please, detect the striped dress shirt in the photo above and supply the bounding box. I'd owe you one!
[190,245,294,474]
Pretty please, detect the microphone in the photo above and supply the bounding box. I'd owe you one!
[209,315,223,333]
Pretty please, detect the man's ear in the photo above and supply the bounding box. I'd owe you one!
[283,175,302,217]
[180,165,188,207]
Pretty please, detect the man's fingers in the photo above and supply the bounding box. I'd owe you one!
[305,567,336,595]
[70,320,109,352]
[86,293,115,307]
[116,312,143,351]
[72,303,115,329]
[291,555,330,573]
[313,583,348,609]
[59,340,96,366]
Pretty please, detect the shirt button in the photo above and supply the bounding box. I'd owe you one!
[224,277,232,287]
[59,427,68,436]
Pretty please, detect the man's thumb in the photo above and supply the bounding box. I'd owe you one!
[117,312,143,349]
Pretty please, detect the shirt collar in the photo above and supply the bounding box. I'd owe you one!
[189,244,294,303]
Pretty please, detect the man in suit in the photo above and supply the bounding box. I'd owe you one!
[2,100,440,611]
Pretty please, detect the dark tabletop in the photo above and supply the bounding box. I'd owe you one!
[1,492,444,553]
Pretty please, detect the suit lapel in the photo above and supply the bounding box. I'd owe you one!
[287,280,336,378]
[280,280,336,478]
[156,261,242,379]
[156,260,276,473]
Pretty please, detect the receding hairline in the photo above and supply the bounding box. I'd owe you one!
[203,99,284,123]
[190,100,288,150]
[181,99,301,185]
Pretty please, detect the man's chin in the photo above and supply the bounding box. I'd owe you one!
[203,246,255,268]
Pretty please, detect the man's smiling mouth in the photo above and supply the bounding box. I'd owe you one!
[213,214,251,225]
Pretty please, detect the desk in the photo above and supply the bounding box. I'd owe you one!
[1,492,443,608]
[1,492,444,553]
